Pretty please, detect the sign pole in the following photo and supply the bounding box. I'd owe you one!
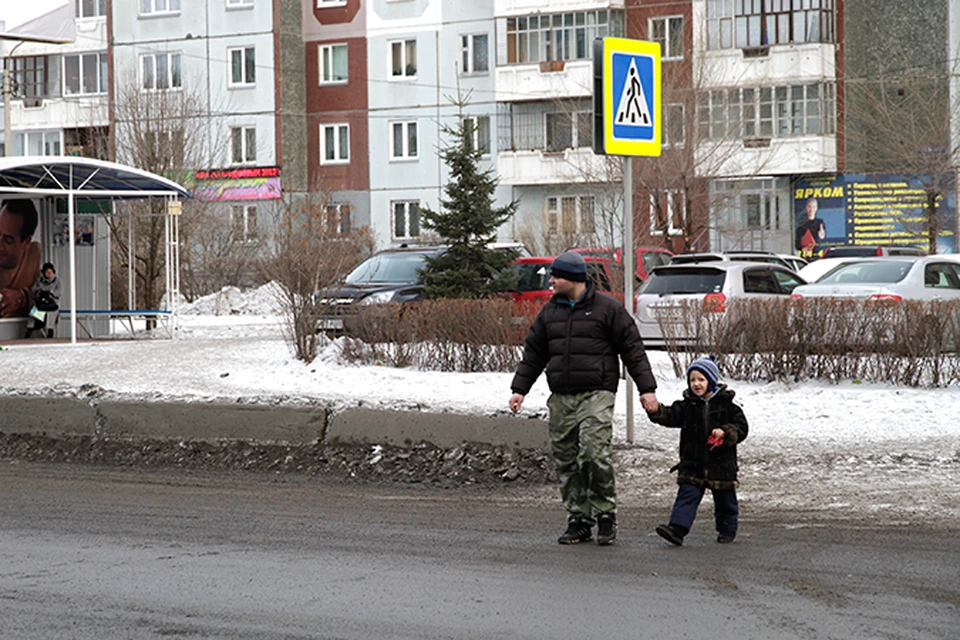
[624,155,635,444]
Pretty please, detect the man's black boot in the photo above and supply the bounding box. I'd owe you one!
[558,518,592,545]
[596,512,617,546]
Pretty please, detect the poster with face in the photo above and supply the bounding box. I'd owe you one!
[793,176,846,259]
[0,198,42,318]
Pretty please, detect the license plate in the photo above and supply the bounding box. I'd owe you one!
[318,318,344,330]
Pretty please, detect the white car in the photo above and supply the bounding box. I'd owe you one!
[796,257,864,283]
[634,262,807,348]
[791,256,960,301]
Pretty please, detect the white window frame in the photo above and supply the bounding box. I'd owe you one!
[320,123,350,165]
[325,203,352,235]
[12,130,62,156]
[650,16,684,60]
[649,190,684,236]
[463,116,491,156]
[389,38,417,78]
[231,204,258,244]
[230,126,257,165]
[317,0,347,6]
[319,43,348,85]
[226,0,253,8]
[63,52,107,96]
[663,103,685,148]
[392,200,421,240]
[459,33,489,75]
[545,195,596,236]
[140,52,182,91]
[228,47,256,87]
[139,0,182,16]
[76,0,107,18]
[389,121,418,160]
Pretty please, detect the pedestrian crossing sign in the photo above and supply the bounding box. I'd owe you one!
[593,37,661,157]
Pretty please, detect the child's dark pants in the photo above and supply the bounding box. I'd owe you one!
[669,483,738,535]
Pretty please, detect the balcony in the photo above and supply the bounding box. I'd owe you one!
[696,135,837,178]
[496,59,592,103]
[700,42,838,87]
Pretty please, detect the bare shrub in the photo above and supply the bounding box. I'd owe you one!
[258,195,374,362]
[338,298,529,372]
[663,297,960,387]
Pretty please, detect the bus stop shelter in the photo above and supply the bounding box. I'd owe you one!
[0,156,191,343]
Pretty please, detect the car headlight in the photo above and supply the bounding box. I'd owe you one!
[359,291,396,305]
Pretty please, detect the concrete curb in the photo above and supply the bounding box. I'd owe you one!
[0,396,550,450]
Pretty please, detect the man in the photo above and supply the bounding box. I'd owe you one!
[795,197,826,258]
[0,199,41,318]
[508,251,659,546]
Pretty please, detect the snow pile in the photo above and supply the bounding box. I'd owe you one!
[179,282,285,317]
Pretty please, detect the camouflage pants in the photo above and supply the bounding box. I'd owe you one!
[546,390,616,523]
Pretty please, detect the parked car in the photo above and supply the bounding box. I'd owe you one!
[669,251,796,270]
[569,246,674,282]
[778,254,809,273]
[315,245,446,333]
[507,255,633,305]
[634,262,807,348]
[821,245,927,258]
[796,257,865,283]
[790,256,960,301]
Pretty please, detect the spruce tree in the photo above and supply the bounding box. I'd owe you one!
[419,101,520,299]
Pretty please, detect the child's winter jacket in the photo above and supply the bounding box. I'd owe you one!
[647,385,748,490]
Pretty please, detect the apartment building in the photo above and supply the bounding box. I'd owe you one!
[305,0,510,249]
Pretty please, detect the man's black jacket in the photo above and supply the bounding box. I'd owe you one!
[510,284,657,396]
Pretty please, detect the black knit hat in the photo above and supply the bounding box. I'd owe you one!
[42,262,55,273]
[551,251,588,282]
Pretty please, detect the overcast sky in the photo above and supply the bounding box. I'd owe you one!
[0,0,69,30]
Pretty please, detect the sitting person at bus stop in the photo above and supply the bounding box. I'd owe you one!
[26,262,61,339]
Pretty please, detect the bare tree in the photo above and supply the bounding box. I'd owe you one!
[258,193,374,362]
[842,3,958,254]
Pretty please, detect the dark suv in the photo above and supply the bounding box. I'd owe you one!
[315,245,447,333]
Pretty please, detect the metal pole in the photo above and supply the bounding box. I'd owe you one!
[624,156,635,444]
[68,173,77,344]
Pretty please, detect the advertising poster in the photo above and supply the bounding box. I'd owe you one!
[793,175,846,258]
[0,198,42,319]
[794,173,957,257]
[192,167,282,201]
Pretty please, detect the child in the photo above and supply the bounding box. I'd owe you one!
[645,356,748,545]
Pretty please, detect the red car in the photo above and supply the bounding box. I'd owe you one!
[507,256,629,305]
[569,246,674,282]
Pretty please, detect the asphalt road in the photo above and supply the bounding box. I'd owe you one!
[0,462,957,640]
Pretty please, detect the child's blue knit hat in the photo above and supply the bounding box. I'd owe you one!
[687,355,720,393]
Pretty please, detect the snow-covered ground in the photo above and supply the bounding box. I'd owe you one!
[2,283,958,523]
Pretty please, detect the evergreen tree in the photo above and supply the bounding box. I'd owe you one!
[420,101,520,299]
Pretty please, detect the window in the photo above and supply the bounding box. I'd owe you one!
[319,44,348,84]
[392,201,421,240]
[663,103,685,147]
[707,0,835,50]
[390,39,417,78]
[6,56,47,99]
[230,126,257,164]
[320,123,349,164]
[318,0,347,5]
[697,82,834,140]
[145,130,185,166]
[506,10,624,64]
[390,121,418,160]
[649,190,684,236]
[12,130,61,156]
[76,0,107,18]
[64,52,107,96]
[545,195,595,236]
[325,203,352,235]
[231,205,258,243]
[463,116,491,155]
[460,34,489,74]
[650,16,683,60]
[140,0,181,15]
[229,47,256,86]
[141,53,182,91]
[545,111,592,151]
[226,0,253,7]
